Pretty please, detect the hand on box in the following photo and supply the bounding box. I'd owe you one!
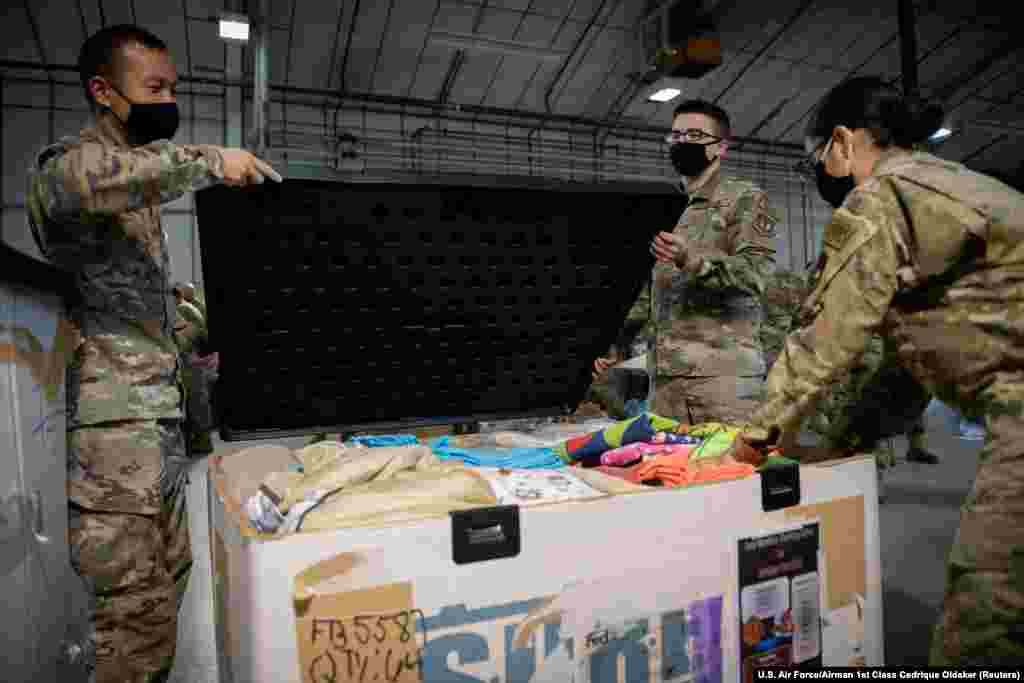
[592,357,614,381]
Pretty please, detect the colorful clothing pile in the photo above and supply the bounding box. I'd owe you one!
[555,413,683,467]
[592,450,756,488]
[572,418,769,489]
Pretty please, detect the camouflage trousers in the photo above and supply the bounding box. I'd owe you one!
[652,374,765,425]
[929,378,1024,665]
[68,419,192,683]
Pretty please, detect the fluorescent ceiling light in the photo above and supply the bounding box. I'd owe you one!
[429,31,567,61]
[930,127,952,141]
[219,15,249,43]
[648,88,681,103]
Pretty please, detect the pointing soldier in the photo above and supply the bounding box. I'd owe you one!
[26,24,280,683]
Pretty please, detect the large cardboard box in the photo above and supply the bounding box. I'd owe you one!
[196,180,884,682]
[208,449,883,683]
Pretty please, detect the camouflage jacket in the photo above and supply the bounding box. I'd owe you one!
[630,171,778,378]
[26,112,225,427]
[747,150,1024,442]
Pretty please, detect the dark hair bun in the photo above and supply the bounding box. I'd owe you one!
[901,95,945,145]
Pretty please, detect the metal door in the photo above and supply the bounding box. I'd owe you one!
[1,281,91,682]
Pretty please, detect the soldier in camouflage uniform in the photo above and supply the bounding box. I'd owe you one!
[760,266,939,472]
[592,101,778,426]
[734,77,1024,665]
[27,25,279,683]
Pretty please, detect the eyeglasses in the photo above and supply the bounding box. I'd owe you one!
[664,129,721,145]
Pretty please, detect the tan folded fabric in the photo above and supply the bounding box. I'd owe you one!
[265,444,439,511]
[219,444,300,505]
[297,465,498,532]
[293,441,361,475]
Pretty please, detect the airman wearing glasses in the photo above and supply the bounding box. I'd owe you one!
[593,100,779,427]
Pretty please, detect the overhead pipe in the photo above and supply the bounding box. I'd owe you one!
[0,58,807,153]
[428,31,569,62]
[270,133,805,178]
[345,136,673,172]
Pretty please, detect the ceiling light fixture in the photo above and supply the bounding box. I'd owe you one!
[929,127,953,141]
[648,87,681,103]
[219,13,250,43]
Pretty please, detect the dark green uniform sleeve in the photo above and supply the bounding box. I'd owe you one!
[691,189,778,297]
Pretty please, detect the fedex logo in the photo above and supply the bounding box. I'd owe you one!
[416,598,708,683]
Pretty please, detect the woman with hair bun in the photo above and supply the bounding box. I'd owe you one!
[728,76,1024,665]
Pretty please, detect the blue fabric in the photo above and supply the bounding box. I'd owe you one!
[429,437,565,469]
[348,434,419,448]
[623,399,648,419]
[958,419,986,441]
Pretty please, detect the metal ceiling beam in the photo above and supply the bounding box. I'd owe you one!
[771,30,900,142]
[712,0,816,106]
[404,0,443,99]
[931,37,1024,105]
[478,0,538,107]
[369,0,398,92]
[509,0,581,111]
[636,0,679,29]
[76,0,89,42]
[437,50,466,104]
[962,119,1024,137]
[898,0,919,97]
[544,0,615,114]
[332,0,363,138]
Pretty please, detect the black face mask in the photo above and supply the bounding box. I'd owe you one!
[106,82,180,146]
[814,161,856,208]
[670,142,716,177]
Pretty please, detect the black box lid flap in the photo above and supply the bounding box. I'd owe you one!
[196,180,682,440]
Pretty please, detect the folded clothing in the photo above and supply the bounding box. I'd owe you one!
[292,466,497,533]
[430,437,565,469]
[262,443,438,513]
[688,429,740,462]
[600,442,693,467]
[592,450,756,488]
[556,413,681,467]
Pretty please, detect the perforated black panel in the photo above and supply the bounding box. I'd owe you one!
[196,180,682,440]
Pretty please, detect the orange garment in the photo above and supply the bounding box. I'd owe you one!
[632,452,756,487]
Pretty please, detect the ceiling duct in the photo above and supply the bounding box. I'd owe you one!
[641,1,722,81]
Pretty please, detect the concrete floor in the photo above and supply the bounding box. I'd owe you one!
[168,424,982,681]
